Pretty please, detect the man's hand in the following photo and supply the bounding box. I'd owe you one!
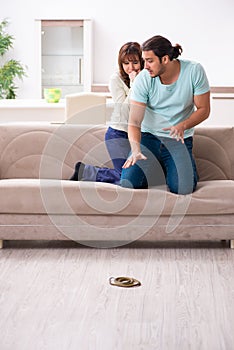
[163,91,210,143]
[122,152,147,169]
[163,123,185,143]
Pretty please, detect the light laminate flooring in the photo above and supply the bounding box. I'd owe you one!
[0,240,234,350]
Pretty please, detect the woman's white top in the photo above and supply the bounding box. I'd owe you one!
[108,71,131,132]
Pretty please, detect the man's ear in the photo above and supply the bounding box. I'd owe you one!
[162,55,170,64]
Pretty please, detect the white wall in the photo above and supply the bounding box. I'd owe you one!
[1,0,234,98]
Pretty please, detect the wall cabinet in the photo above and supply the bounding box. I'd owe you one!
[41,54,84,95]
[35,19,92,98]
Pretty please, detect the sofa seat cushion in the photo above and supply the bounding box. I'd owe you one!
[188,180,234,214]
[0,179,233,216]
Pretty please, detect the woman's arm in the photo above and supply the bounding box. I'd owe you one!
[109,74,128,104]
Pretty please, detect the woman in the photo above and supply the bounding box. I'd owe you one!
[70,41,144,184]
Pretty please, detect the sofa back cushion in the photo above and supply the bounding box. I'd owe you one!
[0,124,233,181]
[0,124,111,180]
[193,127,234,181]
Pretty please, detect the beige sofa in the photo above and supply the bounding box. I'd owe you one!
[0,123,233,248]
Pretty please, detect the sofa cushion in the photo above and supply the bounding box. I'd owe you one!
[0,124,112,180]
[0,179,233,216]
[194,127,234,181]
[0,124,233,181]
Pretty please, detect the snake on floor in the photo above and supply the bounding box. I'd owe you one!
[109,276,141,288]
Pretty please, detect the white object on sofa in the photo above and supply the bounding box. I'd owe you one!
[65,92,107,124]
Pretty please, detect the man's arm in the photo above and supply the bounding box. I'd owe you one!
[163,91,210,143]
[122,100,147,168]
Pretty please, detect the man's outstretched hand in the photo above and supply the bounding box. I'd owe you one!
[122,152,147,169]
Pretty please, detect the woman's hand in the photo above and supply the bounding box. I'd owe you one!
[129,70,140,82]
[122,152,147,168]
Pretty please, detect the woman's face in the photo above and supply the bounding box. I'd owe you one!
[122,55,141,75]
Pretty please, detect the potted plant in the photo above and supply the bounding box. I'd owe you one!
[0,18,27,99]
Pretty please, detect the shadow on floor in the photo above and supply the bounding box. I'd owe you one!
[1,239,230,250]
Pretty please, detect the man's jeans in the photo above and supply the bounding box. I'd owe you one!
[120,132,198,194]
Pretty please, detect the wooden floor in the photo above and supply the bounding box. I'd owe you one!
[0,240,234,350]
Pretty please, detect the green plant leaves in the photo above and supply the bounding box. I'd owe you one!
[0,18,27,99]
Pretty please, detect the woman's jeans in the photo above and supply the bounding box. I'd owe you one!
[82,127,130,184]
[120,132,198,194]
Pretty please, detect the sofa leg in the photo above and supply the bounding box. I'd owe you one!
[0,240,3,249]
[230,240,234,249]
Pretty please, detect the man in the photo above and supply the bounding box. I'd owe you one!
[120,35,210,194]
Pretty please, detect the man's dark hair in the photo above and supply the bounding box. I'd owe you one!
[142,35,183,62]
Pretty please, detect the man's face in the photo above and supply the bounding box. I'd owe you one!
[142,50,166,77]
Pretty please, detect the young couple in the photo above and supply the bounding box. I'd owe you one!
[70,35,210,195]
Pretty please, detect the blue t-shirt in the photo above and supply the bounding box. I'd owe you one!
[130,59,210,138]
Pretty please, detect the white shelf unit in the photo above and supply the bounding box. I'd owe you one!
[35,19,93,99]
